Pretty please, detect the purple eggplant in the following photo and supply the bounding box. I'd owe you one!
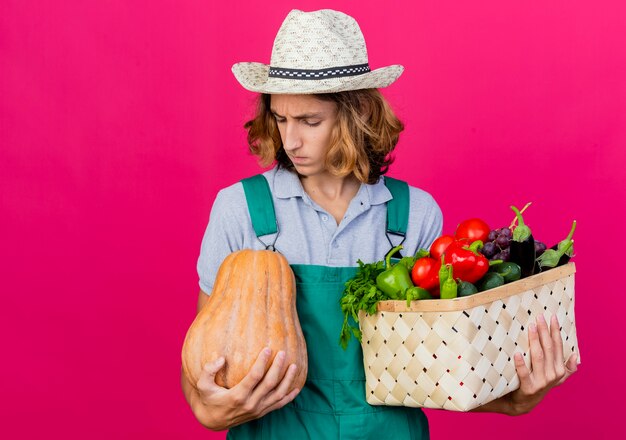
[509,205,536,278]
[538,221,576,269]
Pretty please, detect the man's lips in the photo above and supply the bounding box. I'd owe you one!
[289,156,308,164]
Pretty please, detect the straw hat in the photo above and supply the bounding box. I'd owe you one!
[232,9,404,94]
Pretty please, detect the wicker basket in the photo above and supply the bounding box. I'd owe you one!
[359,262,580,412]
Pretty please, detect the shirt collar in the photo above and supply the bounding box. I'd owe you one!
[273,165,392,206]
[273,165,306,199]
[367,176,393,206]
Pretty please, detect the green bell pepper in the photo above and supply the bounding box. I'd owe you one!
[376,245,414,299]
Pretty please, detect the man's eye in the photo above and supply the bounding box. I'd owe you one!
[304,121,321,127]
[275,118,286,124]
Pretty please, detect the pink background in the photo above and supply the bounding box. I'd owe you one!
[2,0,624,438]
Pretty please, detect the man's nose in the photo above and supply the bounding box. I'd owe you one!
[283,122,302,151]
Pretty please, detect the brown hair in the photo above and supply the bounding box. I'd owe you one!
[243,89,404,184]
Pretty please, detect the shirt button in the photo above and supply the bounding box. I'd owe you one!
[321,214,329,222]
[333,242,339,248]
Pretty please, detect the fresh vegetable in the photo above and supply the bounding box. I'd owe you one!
[508,205,537,277]
[376,245,414,299]
[509,202,532,229]
[397,248,430,271]
[337,205,578,351]
[340,247,439,348]
[489,261,522,283]
[443,240,490,284]
[455,218,491,243]
[457,281,478,297]
[405,286,432,306]
[430,234,455,259]
[440,264,458,299]
[477,272,505,291]
[339,259,386,349]
[438,255,449,284]
[537,221,577,269]
[538,241,573,269]
[181,249,308,391]
[411,256,441,293]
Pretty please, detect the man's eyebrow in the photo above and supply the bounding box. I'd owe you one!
[270,109,325,119]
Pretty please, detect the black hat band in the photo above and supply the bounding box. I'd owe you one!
[268,63,370,80]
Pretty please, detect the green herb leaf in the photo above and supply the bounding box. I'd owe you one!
[339,259,386,349]
[397,256,416,270]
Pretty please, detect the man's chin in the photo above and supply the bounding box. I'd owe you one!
[293,164,323,178]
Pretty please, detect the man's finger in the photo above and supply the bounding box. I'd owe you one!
[265,363,299,407]
[196,357,226,392]
[514,352,532,391]
[258,386,301,419]
[235,347,272,393]
[528,322,545,380]
[250,350,288,400]
[557,353,579,385]
[550,314,565,367]
[565,353,579,372]
[536,315,556,380]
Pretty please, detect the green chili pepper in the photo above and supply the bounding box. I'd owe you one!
[405,286,432,306]
[376,245,414,299]
[438,255,449,284]
[440,264,458,299]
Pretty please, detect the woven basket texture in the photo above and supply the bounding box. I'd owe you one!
[359,263,579,412]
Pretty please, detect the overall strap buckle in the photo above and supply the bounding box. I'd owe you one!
[384,176,410,258]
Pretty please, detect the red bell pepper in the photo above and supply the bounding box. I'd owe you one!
[443,240,489,284]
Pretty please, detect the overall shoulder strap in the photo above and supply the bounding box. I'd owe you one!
[240,174,278,238]
[384,176,409,237]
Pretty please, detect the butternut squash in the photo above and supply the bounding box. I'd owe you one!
[181,249,308,391]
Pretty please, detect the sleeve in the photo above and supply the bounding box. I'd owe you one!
[196,185,248,295]
[417,194,443,250]
[406,187,444,253]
